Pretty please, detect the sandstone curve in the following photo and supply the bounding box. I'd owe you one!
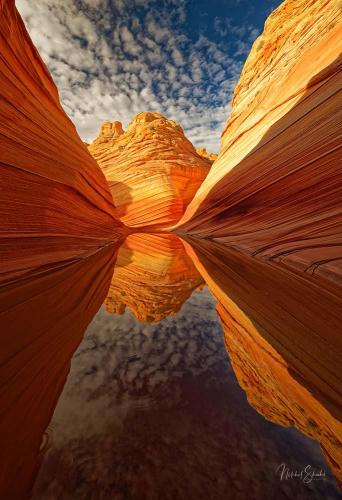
[88,112,211,230]
[176,0,342,285]
[0,0,123,286]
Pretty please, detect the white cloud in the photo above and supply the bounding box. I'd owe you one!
[15,0,254,152]
[171,48,183,66]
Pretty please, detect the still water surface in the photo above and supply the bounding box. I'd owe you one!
[27,233,341,499]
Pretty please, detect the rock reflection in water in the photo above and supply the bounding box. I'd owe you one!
[30,235,341,499]
[0,232,341,499]
[105,233,204,322]
[184,237,342,487]
[32,293,340,500]
[0,244,120,500]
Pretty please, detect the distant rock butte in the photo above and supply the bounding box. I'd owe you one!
[0,0,123,284]
[88,112,211,230]
[105,233,203,322]
[177,0,342,284]
[88,121,124,156]
[196,148,218,162]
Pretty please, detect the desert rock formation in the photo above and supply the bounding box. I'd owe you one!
[1,0,342,494]
[0,0,123,286]
[88,121,124,156]
[196,148,217,162]
[177,0,342,285]
[89,112,211,230]
[105,233,203,322]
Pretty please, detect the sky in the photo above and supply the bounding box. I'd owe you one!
[16,0,281,152]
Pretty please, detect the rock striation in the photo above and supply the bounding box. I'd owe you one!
[177,0,342,285]
[88,121,124,157]
[105,233,203,322]
[0,0,123,286]
[88,112,211,230]
[183,237,342,485]
[0,4,123,497]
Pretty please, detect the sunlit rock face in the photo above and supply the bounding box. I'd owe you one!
[88,121,124,157]
[0,0,123,285]
[105,233,204,322]
[88,112,211,230]
[177,0,342,284]
[183,238,342,485]
[0,243,119,500]
[196,148,217,162]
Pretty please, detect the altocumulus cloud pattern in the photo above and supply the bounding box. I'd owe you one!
[16,0,276,151]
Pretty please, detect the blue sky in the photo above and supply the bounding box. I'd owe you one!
[16,0,281,151]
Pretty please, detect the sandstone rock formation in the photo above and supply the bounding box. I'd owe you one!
[176,0,342,285]
[196,148,217,162]
[0,4,123,497]
[88,121,124,156]
[1,0,341,494]
[0,0,123,286]
[88,112,211,229]
[183,237,342,484]
[105,233,203,322]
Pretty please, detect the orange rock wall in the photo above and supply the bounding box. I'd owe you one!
[89,112,211,230]
[0,0,123,285]
[177,0,342,284]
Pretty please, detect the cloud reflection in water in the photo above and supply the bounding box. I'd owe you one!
[0,233,341,499]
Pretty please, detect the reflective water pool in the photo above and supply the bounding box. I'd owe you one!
[1,234,341,499]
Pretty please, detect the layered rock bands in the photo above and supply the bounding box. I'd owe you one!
[88,112,212,230]
[0,0,123,286]
[105,233,203,322]
[177,0,342,285]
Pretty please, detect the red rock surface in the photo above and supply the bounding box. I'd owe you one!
[177,0,342,284]
[0,0,123,286]
[105,233,203,322]
[183,237,342,484]
[88,112,211,230]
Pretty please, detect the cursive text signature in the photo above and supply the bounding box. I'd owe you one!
[276,463,326,483]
